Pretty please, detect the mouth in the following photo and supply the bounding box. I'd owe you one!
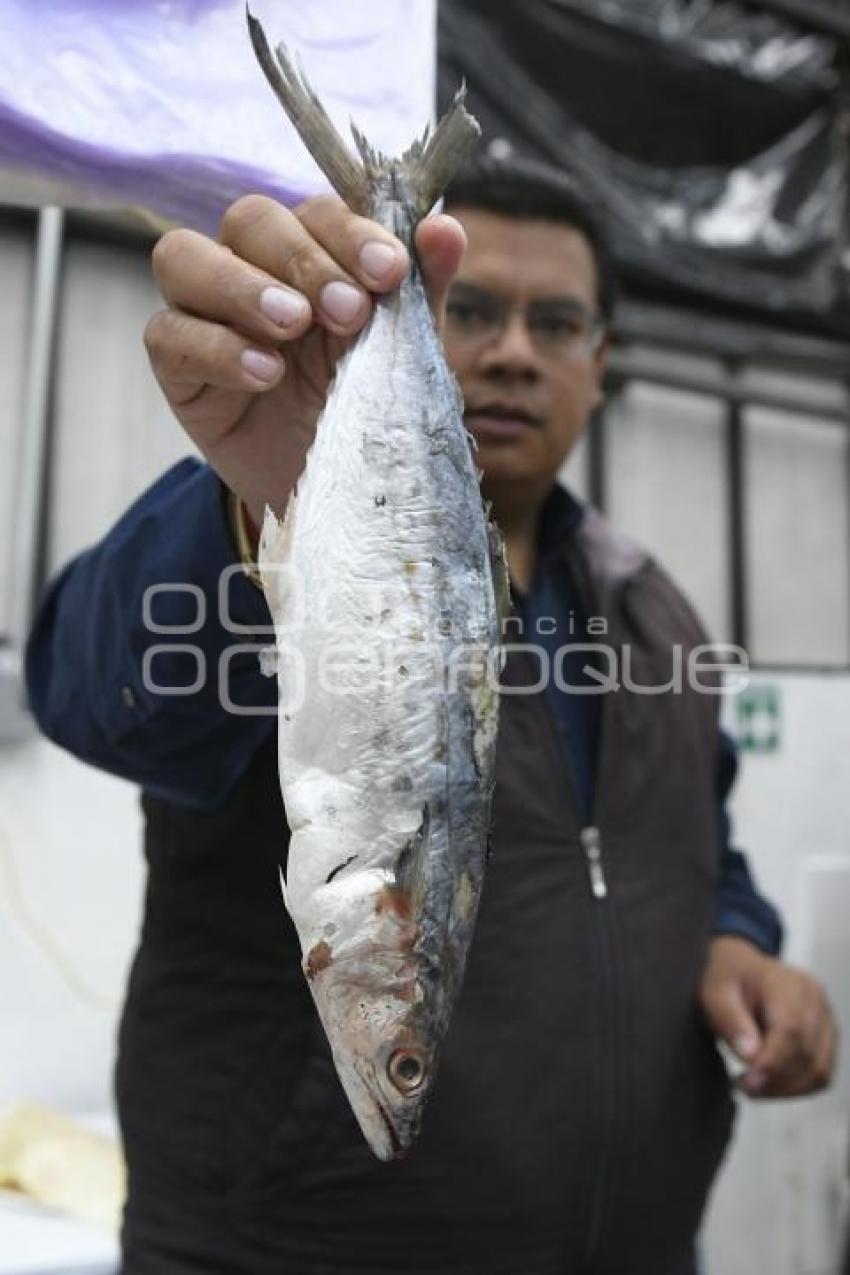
[464,402,542,439]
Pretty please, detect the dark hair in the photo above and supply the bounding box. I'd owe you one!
[444,148,618,324]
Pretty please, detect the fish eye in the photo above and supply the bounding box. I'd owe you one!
[387,1048,427,1095]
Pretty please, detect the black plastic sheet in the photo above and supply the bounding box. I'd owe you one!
[565,0,839,91]
[438,0,850,340]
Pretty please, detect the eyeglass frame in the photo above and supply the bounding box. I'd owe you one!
[443,281,607,358]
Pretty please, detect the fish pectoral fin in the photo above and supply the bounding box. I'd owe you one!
[259,497,297,618]
[246,9,370,214]
[394,804,431,911]
[278,866,291,913]
[401,84,481,219]
[486,507,512,635]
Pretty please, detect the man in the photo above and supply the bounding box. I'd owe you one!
[26,155,836,1274]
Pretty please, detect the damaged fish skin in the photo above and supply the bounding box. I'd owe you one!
[249,9,505,1161]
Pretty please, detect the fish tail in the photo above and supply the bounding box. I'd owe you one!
[399,84,481,220]
[248,8,479,221]
[246,7,370,213]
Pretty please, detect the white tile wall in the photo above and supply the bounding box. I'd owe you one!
[745,408,849,667]
[48,237,195,575]
[605,376,732,642]
[707,674,850,1275]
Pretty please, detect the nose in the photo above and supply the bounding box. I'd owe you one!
[477,311,542,382]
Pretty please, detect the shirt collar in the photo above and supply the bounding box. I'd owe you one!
[536,482,585,560]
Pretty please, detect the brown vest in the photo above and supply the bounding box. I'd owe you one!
[118,509,732,1275]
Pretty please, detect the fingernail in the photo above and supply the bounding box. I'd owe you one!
[734,1033,759,1059]
[241,348,282,383]
[259,286,309,328]
[744,1070,766,1093]
[320,280,365,326]
[359,240,402,283]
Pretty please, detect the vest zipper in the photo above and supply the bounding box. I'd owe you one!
[514,629,620,1269]
[580,825,607,899]
[584,875,617,1268]
[555,544,630,1269]
[535,710,617,1266]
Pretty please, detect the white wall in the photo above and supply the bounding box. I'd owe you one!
[745,409,850,667]
[49,237,194,572]
[0,221,33,637]
[0,228,190,1115]
[606,361,732,643]
[706,673,850,1275]
[0,739,143,1112]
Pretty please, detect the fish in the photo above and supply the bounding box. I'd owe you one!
[247,10,508,1161]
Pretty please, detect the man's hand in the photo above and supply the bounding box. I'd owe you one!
[699,935,838,1098]
[144,194,467,529]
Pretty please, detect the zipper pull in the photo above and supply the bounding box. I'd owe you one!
[580,826,608,900]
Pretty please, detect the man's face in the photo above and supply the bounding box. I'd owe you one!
[443,208,607,495]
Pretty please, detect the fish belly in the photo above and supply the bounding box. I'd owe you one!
[262,283,498,985]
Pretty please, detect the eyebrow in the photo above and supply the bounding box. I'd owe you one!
[448,281,593,311]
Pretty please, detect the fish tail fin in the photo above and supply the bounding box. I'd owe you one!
[400,84,481,219]
[246,7,370,213]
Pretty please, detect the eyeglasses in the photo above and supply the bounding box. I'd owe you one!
[445,284,605,357]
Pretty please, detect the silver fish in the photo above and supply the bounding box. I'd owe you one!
[248,11,507,1161]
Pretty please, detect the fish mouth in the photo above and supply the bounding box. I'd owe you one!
[351,1057,422,1162]
[465,402,543,436]
[374,1098,408,1161]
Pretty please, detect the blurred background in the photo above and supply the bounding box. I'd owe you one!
[0,0,848,1271]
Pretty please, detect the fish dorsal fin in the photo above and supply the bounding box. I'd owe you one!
[246,8,370,214]
[401,84,481,220]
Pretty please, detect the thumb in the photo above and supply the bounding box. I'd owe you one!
[703,980,762,1063]
[415,213,467,326]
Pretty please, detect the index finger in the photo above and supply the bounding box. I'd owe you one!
[296,193,410,290]
[742,1020,807,1094]
[300,197,466,318]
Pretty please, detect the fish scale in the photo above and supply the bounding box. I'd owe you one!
[248,9,506,1161]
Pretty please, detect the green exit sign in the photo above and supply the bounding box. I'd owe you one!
[736,683,781,754]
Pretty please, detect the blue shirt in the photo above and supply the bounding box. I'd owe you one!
[25,457,783,955]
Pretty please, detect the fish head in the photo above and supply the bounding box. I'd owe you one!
[304,806,451,1159]
[307,944,444,1161]
[346,1028,437,1162]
